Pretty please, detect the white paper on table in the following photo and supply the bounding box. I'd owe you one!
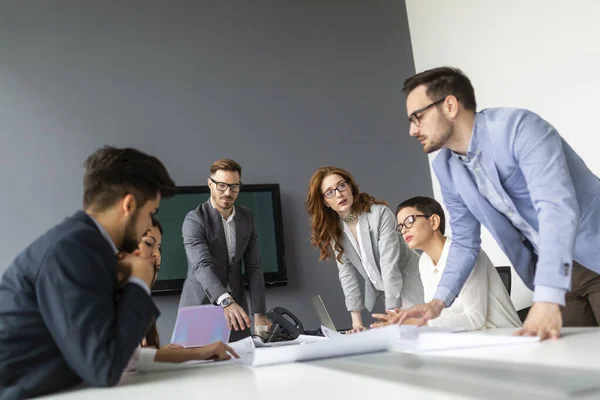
[135,358,234,373]
[229,335,257,356]
[397,325,464,341]
[235,324,402,367]
[321,325,342,338]
[135,338,254,373]
[405,332,541,353]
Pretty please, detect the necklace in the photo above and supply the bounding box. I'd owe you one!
[341,211,358,223]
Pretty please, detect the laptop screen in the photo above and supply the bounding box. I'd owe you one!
[311,295,337,331]
[171,305,231,347]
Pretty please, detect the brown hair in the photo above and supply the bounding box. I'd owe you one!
[210,159,242,178]
[403,66,477,112]
[83,146,176,211]
[306,166,387,262]
[144,218,162,349]
[144,322,160,348]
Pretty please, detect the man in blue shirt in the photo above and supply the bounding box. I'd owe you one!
[391,67,600,339]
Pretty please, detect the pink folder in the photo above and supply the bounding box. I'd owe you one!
[170,305,231,347]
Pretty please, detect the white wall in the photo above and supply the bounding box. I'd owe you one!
[405,0,600,310]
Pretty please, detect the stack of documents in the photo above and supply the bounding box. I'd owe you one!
[136,325,541,373]
[234,324,402,367]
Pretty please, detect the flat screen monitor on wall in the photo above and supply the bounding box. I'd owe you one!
[152,184,287,294]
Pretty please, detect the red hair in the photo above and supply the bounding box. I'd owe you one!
[306,166,387,262]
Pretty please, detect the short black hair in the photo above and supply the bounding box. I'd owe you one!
[83,146,176,211]
[396,196,446,235]
[403,67,477,112]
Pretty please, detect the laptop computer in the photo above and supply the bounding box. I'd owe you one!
[170,304,231,347]
[311,295,351,333]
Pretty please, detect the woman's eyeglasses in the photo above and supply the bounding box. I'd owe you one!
[322,181,349,199]
[395,214,431,234]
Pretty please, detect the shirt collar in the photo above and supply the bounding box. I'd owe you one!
[453,113,482,162]
[210,197,236,222]
[88,215,119,255]
[428,237,451,274]
[435,237,451,271]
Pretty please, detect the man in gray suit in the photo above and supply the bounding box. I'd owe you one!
[179,159,269,341]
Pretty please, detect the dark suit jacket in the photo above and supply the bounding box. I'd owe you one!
[178,200,266,315]
[0,211,159,399]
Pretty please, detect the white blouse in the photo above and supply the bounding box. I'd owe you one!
[343,220,384,291]
[420,237,522,330]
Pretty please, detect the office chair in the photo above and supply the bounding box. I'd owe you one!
[495,266,530,323]
[495,266,512,296]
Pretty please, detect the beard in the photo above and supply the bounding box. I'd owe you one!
[121,211,141,253]
[424,117,454,154]
[213,192,234,210]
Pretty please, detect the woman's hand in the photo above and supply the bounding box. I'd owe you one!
[192,341,240,361]
[345,325,366,334]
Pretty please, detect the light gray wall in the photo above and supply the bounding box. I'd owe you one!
[0,0,432,341]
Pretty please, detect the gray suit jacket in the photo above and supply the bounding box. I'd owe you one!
[178,200,266,315]
[334,204,424,312]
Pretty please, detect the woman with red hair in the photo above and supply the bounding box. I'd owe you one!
[307,167,424,332]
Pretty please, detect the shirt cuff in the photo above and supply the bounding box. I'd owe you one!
[128,277,151,296]
[139,347,158,364]
[385,297,403,310]
[533,285,566,306]
[217,293,232,305]
[433,286,457,307]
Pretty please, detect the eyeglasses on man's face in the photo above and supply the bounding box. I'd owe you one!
[395,214,431,234]
[408,98,445,127]
[210,177,242,193]
[322,181,349,199]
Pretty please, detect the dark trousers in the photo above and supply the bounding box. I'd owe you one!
[562,261,600,327]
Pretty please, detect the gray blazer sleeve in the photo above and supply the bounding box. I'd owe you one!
[377,207,405,309]
[335,251,364,311]
[182,214,228,303]
[243,213,267,314]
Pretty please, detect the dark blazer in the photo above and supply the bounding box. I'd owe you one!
[178,200,266,315]
[0,211,159,399]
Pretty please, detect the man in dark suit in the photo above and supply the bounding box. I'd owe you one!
[0,146,176,399]
[179,159,269,341]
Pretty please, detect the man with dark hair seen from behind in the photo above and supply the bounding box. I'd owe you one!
[393,67,600,339]
[0,146,176,399]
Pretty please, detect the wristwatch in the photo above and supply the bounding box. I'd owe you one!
[219,297,235,308]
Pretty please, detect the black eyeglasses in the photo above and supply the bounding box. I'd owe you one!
[408,98,445,127]
[210,178,242,193]
[322,181,349,199]
[396,214,431,234]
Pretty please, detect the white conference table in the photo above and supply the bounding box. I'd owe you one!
[43,328,600,400]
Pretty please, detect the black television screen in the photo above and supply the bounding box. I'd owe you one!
[152,184,286,294]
